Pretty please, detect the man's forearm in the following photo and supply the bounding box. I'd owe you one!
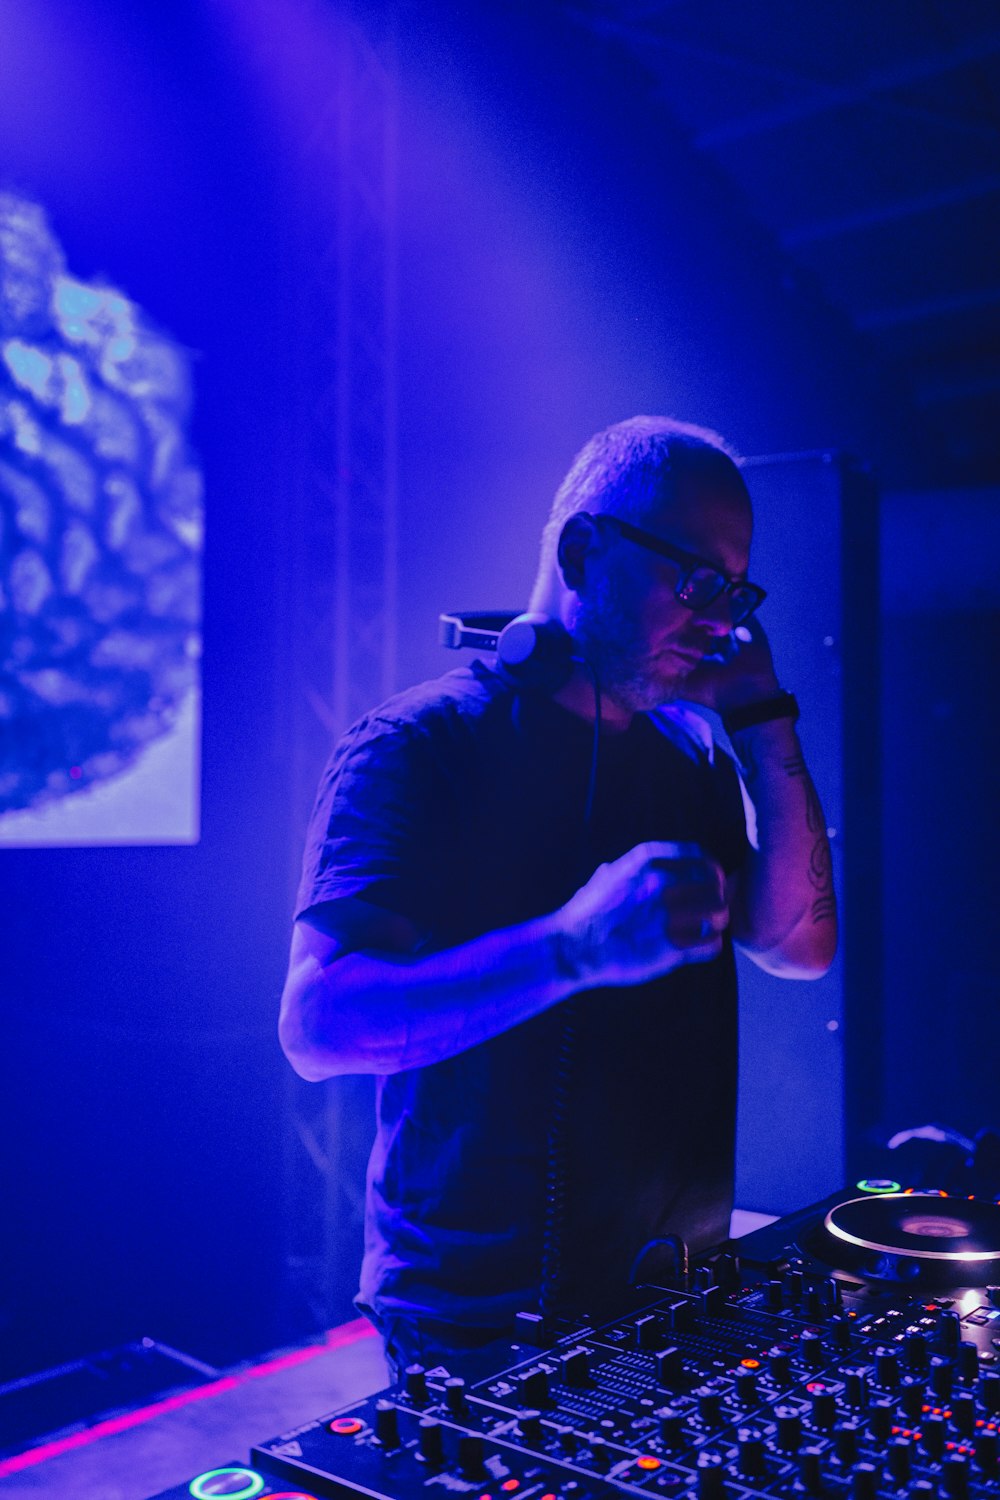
[282,913,579,1080]
[729,718,838,976]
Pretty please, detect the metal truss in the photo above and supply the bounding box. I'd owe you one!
[274,5,399,1336]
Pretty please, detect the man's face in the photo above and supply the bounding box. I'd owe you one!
[570,472,754,713]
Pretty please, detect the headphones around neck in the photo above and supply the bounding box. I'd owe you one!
[438,610,575,694]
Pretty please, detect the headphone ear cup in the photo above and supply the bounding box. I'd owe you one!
[496,614,574,693]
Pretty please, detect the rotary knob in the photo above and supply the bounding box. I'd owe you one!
[658,1406,686,1447]
[888,1437,912,1485]
[800,1329,825,1367]
[518,1409,543,1443]
[798,1446,824,1495]
[405,1364,428,1404]
[418,1418,444,1467]
[904,1330,929,1371]
[588,1435,611,1471]
[560,1347,590,1387]
[951,1391,976,1436]
[735,1366,759,1405]
[737,1426,766,1478]
[768,1347,792,1386]
[851,1461,879,1500]
[444,1377,467,1416]
[835,1420,862,1465]
[696,1450,726,1500]
[875,1345,900,1388]
[458,1433,485,1476]
[975,1428,998,1472]
[374,1399,400,1448]
[764,1279,784,1311]
[929,1354,953,1399]
[697,1386,724,1426]
[828,1315,852,1352]
[899,1377,924,1419]
[942,1452,970,1500]
[920,1413,947,1459]
[956,1342,979,1383]
[809,1385,838,1428]
[844,1368,869,1408]
[775,1405,803,1451]
[868,1399,894,1441]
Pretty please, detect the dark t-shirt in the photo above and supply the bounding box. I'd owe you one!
[296,662,749,1329]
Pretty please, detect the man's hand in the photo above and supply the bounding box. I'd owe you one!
[556,841,728,988]
[680,618,782,716]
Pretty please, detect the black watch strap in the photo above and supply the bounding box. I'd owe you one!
[722,690,800,735]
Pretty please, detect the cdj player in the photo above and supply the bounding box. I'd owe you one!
[149,1186,1000,1500]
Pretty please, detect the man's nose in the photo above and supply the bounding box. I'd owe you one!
[693,594,737,634]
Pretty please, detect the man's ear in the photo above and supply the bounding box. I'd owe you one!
[557,512,601,592]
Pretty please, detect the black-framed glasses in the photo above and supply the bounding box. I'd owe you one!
[588,512,767,625]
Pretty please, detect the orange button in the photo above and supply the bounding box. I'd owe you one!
[330,1417,364,1435]
[502,1482,520,1492]
[740,1359,760,1369]
[637,1456,661,1471]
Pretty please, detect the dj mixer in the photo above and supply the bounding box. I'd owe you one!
[148,1186,1000,1500]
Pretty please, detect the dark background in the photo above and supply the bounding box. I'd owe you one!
[1,0,997,1382]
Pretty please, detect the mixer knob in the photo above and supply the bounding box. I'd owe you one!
[560,1347,590,1387]
[444,1377,467,1416]
[764,1279,784,1311]
[929,1354,953,1398]
[518,1368,549,1407]
[800,1330,825,1367]
[656,1346,685,1388]
[775,1405,803,1451]
[981,1370,1000,1413]
[798,1446,825,1494]
[458,1433,485,1476]
[803,1287,824,1320]
[418,1417,444,1467]
[697,1386,724,1426]
[975,1428,999,1472]
[942,1452,971,1500]
[851,1460,879,1500]
[822,1276,844,1311]
[785,1266,805,1302]
[874,1346,900,1388]
[920,1413,947,1459]
[735,1366,759,1405]
[374,1399,400,1448]
[888,1437,912,1484]
[695,1265,714,1291]
[809,1385,838,1428]
[908,1483,935,1499]
[404,1364,428,1404]
[951,1391,976,1435]
[936,1310,962,1351]
[518,1409,543,1443]
[844,1368,869,1408]
[956,1341,979,1383]
[904,1329,929,1371]
[588,1435,611,1471]
[696,1450,726,1500]
[828,1314,852,1352]
[768,1347,792,1385]
[988,1286,1000,1310]
[868,1399,894,1441]
[657,1405,686,1447]
[835,1420,862,1465]
[899,1377,924,1420]
[737,1426,766,1478]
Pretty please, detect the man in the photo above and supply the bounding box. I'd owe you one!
[280,416,836,1376]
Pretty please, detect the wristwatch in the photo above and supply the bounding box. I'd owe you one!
[722,691,800,736]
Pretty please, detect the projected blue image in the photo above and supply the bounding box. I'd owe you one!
[0,195,202,846]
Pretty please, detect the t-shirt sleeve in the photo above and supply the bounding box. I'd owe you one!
[294,711,442,927]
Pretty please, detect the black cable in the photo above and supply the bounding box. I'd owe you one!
[539,653,602,1324]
